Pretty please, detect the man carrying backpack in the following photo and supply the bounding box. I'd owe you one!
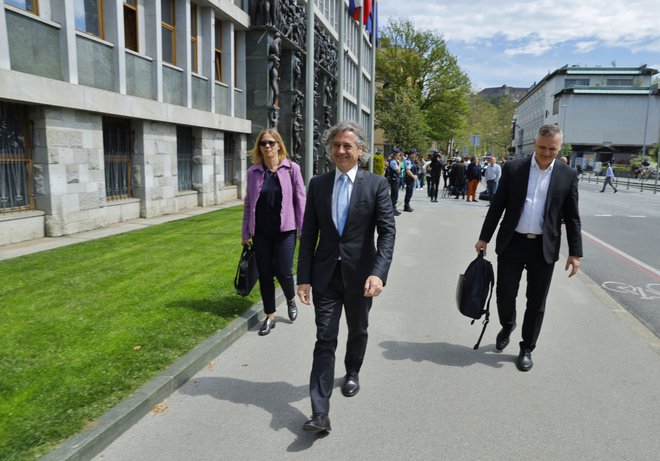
[474,125,582,372]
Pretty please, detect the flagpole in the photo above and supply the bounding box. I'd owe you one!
[305,0,315,184]
[337,0,345,122]
[369,1,376,171]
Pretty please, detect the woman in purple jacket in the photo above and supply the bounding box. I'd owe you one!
[242,129,306,336]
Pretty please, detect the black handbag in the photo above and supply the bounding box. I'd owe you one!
[234,244,258,297]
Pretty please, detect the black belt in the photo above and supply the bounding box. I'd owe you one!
[514,232,542,239]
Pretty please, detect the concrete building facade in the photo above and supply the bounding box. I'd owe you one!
[512,65,659,173]
[0,0,378,245]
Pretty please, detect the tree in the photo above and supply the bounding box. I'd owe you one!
[376,18,471,150]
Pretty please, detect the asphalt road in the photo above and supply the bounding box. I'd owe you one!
[577,180,660,339]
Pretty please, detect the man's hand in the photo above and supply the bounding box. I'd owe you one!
[297,284,311,305]
[475,240,488,256]
[364,275,384,297]
[565,256,581,277]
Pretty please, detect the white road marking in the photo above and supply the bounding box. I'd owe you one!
[582,230,660,279]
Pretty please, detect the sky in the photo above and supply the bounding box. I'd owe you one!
[378,0,660,91]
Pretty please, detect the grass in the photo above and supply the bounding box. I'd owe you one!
[0,206,263,461]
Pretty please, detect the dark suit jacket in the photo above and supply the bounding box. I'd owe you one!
[297,168,396,293]
[478,156,582,264]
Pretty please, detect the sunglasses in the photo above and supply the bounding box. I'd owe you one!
[260,140,277,147]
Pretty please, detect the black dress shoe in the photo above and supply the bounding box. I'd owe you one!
[341,372,360,397]
[393,210,401,216]
[517,349,533,371]
[303,413,331,432]
[258,317,275,336]
[495,324,516,351]
[287,299,298,321]
[403,207,413,212]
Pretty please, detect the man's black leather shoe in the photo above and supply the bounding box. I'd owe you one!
[258,317,275,336]
[495,324,516,351]
[517,349,533,371]
[287,299,298,322]
[303,413,331,432]
[403,207,413,212]
[341,372,360,397]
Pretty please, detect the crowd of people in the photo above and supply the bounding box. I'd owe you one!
[384,149,505,209]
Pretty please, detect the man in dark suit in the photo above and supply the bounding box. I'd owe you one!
[297,121,396,433]
[474,124,582,372]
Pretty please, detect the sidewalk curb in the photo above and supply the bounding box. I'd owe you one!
[41,291,284,461]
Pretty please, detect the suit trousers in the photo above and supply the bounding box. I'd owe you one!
[253,231,296,314]
[310,263,372,415]
[496,233,555,351]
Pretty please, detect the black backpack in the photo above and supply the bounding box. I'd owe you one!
[456,251,494,349]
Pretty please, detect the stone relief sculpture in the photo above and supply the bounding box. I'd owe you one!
[268,32,282,107]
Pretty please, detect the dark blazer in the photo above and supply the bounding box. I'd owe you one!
[297,168,396,293]
[478,156,582,264]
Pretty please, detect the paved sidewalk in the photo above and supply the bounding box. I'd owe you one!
[34,191,660,461]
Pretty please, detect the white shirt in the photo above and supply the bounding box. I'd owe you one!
[484,163,501,182]
[332,166,357,230]
[515,155,554,235]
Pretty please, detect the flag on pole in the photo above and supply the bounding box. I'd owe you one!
[366,0,378,47]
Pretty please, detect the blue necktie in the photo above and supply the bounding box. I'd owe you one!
[336,173,349,235]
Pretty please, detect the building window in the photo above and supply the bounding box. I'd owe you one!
[215,20,223,82]
[103,117,133,200]
[177,126,194,191]
[190,4,198,73]
[0,102,33,213]
[75,0,105,38]
[123,0,138,52]
[224,133,235,185]
[607,78,633,86]
[161,0,176,65]
[565,78,589,88]
[5,0,39,14]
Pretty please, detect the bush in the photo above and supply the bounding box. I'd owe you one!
[373,153,385,176]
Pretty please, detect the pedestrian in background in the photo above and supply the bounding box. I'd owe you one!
[242,129,306,336]
[449,157,466,199]
[387,149,402,215]
[403,150,418,212]
[483,156,502,200]
[600,162,618,193]
[297,121,396,433]
[428,151,443,202]
[466,156,481,202]
[474,124,582,372]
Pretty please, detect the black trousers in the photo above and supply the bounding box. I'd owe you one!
[253,231,296,314]
[404,180,414,208]
[496,233,555,351]
[428,175,440,200]
[389,178,399,209]
[309,263,372,415]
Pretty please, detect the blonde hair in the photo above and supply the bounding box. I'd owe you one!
[250,129,289,164]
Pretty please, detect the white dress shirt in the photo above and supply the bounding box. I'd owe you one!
[515,155,554,235]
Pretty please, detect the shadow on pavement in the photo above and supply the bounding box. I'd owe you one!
[379,340,513,368]
[179,376,335,452]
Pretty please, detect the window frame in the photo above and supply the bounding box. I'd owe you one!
[176,126,194,192]
[5,0,39,14]
[102,117,133,201]
[0,102,34,213]
[190,3,198,73]
[161,0,176,65]
[215,19,223,82]
[123,0,139,52]
[75,0,105,39]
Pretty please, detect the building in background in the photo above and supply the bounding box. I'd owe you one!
[478,85,528,104]
[512,65,659,173]
[0,0,378,245]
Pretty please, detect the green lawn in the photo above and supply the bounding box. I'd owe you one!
[0,206,262,461]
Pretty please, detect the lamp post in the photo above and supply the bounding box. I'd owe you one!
[641,88,651,162]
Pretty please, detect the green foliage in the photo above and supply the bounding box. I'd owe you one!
[376,17,471,149]
[0,207,260,460]
[560,143,573,157]
[372,152,385,175]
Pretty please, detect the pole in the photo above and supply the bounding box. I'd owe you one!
[304,0,315,184]
[641,89,650,162]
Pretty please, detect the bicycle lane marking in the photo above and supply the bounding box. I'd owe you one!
[581,230,660,282]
